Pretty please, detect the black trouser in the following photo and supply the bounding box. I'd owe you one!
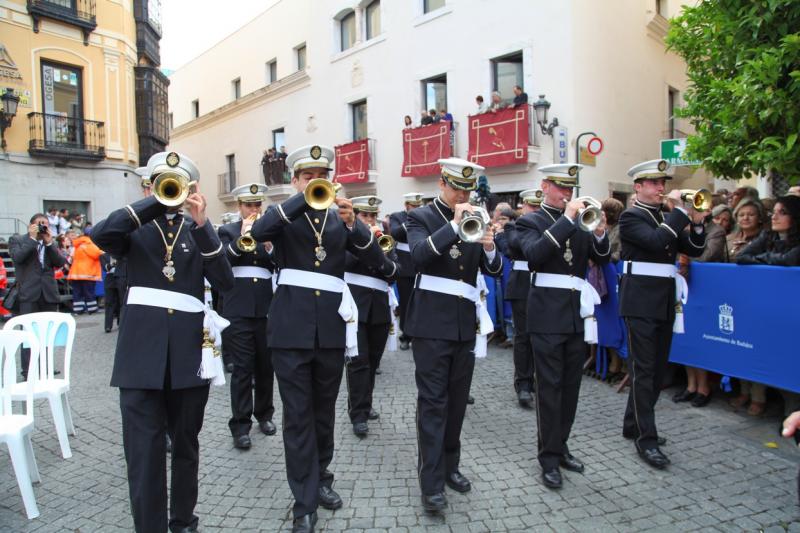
[19,298,58,379]
[530,332,585,470]
[412,337,475,495]
[346,322,390,423]
[623,316,674,451]
[511,298,534,393]
[396,276,413,342]
[119,380,210,532]
[224,316,274,437]
[104,282,122,331]
[272,346,344,518]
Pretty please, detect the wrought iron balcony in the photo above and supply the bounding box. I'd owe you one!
[27,0,97,45]
[27,112,105,160]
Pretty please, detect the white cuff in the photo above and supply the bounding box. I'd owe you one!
[449,220,458,233]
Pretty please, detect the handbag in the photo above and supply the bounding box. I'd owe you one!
[3,281,19,311]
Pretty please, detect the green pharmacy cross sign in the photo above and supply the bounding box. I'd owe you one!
[660,138,701,167]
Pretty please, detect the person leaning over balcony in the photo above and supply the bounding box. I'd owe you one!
[475,95,486,114]
[488,91,504,112]
[511,85,528,107]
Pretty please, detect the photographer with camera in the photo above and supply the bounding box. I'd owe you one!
[8,213,67,378]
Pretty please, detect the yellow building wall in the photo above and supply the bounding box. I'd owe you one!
[0,0,139,163]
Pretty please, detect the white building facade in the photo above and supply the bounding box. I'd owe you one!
[168,0,713,222]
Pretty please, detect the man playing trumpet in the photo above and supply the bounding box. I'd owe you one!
[405,157,502,512]
[217,183,277,450]
[515,163,610,489]
[344,195,400,438]
[250,145,390,533]
[619,159,706,469]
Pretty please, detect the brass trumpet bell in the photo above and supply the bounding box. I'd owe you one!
[152,170,196,207]
[236,234,257,253]
[574,196,603,232]
[457,206,490,243]
[377,233,395,253]
[304,178,342,210]
[679,188,713,212]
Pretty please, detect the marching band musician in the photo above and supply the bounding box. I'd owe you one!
[515,164,610,489]
[344,195,400,437]
[92,151,234,533]
[404,157,502,513]
[495,188,543,408]
[619,159,706,469]
[217,183,277,450]
[249,145,390,533]
[388,192,424,350]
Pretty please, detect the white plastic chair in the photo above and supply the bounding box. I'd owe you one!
[0,330,42,519]
[4,312,76,459]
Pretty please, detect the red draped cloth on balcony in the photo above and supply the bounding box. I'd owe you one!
[333,139,370,183]
[401,121,452,177]
[467,106,529,168]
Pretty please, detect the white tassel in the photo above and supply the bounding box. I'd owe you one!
[673,303,685,334]
[387,320,398,352]
[584,316,598,345]
[475,334,488,358]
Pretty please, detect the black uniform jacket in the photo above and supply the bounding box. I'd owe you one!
[389,210,414,277]
[92,197,235,390]
[250,192,389,350]
[618,201,706,321]
[8,234,66,304]
[218,221,276,318]
[404,197,503,342]
[345,250,399,325]
[496,222,530,301]
[516,203,610,335]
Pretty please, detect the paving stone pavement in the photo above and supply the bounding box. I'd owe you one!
[1,312,799,532]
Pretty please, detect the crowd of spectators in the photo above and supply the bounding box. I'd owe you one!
[261,145,289,185]
[406,86,531,129]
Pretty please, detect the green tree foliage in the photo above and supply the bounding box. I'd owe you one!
[666,0,800,181]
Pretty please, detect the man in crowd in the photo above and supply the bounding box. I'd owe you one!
[516,165,610,489]
[92,151,234,532]
[512,85,529,107]
[389,192,424,350]
[618,159,706,469]
[405,157,502,512]
[218,183,277,450]
[250,145,390,533]
[8,213,67,378]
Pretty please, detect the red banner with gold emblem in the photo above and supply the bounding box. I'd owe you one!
[401,121,452,177]
[467,106,529,168]
[333,139,370,183]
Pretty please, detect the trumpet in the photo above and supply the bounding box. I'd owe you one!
[457,206,491,243]
[236,214,260,253]
[659,188,713,212]
[304,178,343,210]
[375,230,396,253]
[574,196,603,232]
[152,170,197,207]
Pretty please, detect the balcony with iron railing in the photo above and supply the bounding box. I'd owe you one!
[27,112,105,160]
[27,0,97,45]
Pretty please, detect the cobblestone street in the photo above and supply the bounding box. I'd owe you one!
[1,312,799,532]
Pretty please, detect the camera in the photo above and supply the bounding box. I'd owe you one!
[37,223,48,234]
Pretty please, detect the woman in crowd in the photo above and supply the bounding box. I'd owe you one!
[602,198,625,264]
[711,204,733,235]
[736,195,800,418]
[404,115,413,127]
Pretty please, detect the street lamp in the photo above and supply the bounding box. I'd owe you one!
[532,94,559,136]
[1,87,21,151]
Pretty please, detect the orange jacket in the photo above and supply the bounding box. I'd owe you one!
[67,235,103,282]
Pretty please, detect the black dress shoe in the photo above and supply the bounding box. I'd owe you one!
[105,327,112,333]
[225,363,234,374]
[542,468,562,489]
[292,512,317,533]
[638,447,670,469]
[623,432,667,446]
[399,339,410,351]
[517,390,533,408]
[368,408,380,420]
[559,453,584,473]
[421,492,447,512]
[353,421,368,437]
[466,395,475,405]
[233,434,251,450]
[318,486,342,510]
[375,367,382,375]
[672,389,696,403]
[258,419,277,435]
[691,392,711,407]
[445,471,471,493]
